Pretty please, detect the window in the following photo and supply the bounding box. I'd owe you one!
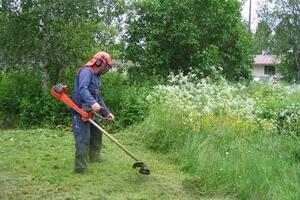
[264,65,275,75]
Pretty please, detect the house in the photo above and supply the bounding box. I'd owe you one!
[253,55,281,81]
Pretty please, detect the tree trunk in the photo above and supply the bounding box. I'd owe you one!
[42,70,49,90]
[295,46,300,83]
[55,65,62,83]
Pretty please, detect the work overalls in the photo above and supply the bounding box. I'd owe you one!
[71,66,110,172]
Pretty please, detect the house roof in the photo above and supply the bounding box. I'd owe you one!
[254,55,281,65]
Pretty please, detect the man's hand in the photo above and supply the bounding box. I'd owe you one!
[91,102,102,112]
[105,113,115,121]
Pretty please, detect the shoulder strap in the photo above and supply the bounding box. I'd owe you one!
[77,65,94,75]
[76,66,94,88]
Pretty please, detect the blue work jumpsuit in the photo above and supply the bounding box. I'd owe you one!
[72,66,110,172]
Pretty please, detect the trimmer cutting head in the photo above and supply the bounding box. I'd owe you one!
[132,162,150,175]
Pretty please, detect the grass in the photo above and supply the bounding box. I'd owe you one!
[0,129,233,200]
[135,104,300,199]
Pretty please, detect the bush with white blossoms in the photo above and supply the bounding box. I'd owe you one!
[147,71,300,135]
[139,71,300,199]
[148,72,257,119]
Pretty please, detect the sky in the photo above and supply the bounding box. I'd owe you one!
[241,0,265,31]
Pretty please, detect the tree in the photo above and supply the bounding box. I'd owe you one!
[0,0,125,86]
[125,0,253,81]
[259,0,300,82]
[253,20,272,54]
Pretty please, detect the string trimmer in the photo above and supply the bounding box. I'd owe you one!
[50,83,150,175]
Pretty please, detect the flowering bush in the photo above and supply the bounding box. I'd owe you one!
[136,71,300,199]
[147,72,300,135]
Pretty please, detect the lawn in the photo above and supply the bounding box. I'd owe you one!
[0,129,232,200]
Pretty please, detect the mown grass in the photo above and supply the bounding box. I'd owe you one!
[0,129,233,200]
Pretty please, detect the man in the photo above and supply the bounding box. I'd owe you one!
[72,51,115,173]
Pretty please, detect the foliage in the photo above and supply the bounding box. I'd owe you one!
[277,53,297,82]
[0,70,152,129]
[19,92,71,128]
[0,0,125,84]
[0,69,72,128]
[101,71,152,129]
[131,72,300,198]
[125,0,253,81]
[253,20,272,54]
[259,0,300,82]
[148,72,300,136]
[0,69,43,127]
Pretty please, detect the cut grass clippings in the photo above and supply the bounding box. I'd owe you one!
[0,129,233,200]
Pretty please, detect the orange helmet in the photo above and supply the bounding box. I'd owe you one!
[85,51,112,66]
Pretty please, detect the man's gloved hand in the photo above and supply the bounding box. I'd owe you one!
[91,102,102,112]
[105,113,115,121]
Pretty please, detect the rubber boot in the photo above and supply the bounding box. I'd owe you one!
[89,123,103,163]
[72,114,90,173]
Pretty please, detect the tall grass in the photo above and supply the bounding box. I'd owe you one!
[132,72,300,199]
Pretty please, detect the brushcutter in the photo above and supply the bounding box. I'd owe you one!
[50,83,150,175]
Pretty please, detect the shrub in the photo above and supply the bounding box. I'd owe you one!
[101,71,152,130]
[19,92,71,128]
[130,71,300,199]
[0,69,43,127]
[0,69,152,129]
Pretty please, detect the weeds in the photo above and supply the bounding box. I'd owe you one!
[134,72,300,199]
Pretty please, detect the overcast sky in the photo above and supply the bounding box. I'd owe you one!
[241,0,265,31]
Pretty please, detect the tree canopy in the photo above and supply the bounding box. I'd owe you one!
[0,0,125,84]
[0,0,257,83]
[259,0,300,82]
[253,20,272,55]
[125,0,253,81]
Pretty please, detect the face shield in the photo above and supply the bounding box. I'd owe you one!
[100,62,112,75]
